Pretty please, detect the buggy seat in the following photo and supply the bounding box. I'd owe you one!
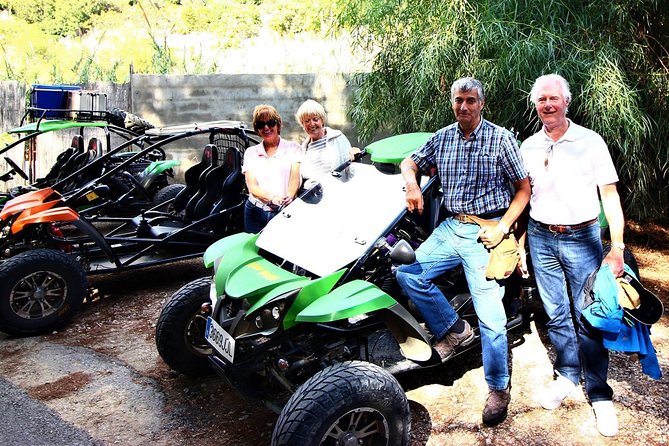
[132,143,244,239]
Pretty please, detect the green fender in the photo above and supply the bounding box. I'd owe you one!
[206,232,303,305]
[296,280,397,322]
[365,132,434,164]
[243,271,346,331]
[296,280,432,361]
[224,257,305,302]
[206,232,261,297]
[280,270,346,329]
[203,232,257,268]
[143,159,180,176]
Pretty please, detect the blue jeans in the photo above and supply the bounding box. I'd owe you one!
[527,218,612,402]
[396,218,509,390]
[244,199,277,233]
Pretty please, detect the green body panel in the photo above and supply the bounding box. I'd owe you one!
[8,120,107,134]
[207,233,301,304]
[296,280,397,323]
[281,270,346,329]
[225,257,305,301]
[144,159,180,176]
[203,232,257,268]
[365,132,433,163]
[246,279,312,316]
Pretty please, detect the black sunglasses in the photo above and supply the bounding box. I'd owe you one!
[255,119,278,129]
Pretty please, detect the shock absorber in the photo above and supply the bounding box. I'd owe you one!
[48,223,73,253]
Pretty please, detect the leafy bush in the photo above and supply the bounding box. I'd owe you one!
[336,0,669,220]
[266,0,332,35]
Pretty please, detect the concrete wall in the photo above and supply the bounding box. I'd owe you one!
[0,81,26,133]
[131,73,356,141]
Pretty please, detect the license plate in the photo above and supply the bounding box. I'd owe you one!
[205,317,235,363]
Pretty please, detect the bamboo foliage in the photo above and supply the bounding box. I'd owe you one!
[336,0,669,221]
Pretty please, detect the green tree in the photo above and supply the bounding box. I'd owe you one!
[4,0,111,36]
[336,0,669,221]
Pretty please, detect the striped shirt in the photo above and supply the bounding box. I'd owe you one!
[302,136,330,182]
[411,118,527,215]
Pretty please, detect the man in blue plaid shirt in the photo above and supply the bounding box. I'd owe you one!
[396,77,530,427]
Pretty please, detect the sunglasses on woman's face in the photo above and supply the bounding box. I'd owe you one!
[255,119,278,129]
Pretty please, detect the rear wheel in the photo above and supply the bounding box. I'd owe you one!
[0,249,87,336]
[272,361,410,446]
[151,183,186,211]
[155,276,213,376]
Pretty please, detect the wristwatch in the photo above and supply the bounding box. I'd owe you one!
[611,242,625,250]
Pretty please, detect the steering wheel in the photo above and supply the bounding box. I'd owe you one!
[4,156,29,181]
[148,147,166,161]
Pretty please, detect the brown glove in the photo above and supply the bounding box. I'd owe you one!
[465,215,520,280]
[485,234,520,280]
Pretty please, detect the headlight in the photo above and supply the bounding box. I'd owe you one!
[238,290,298,338]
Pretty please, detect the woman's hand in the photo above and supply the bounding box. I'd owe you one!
[270,195,293,208]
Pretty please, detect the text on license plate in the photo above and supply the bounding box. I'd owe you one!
[205,317,235,363]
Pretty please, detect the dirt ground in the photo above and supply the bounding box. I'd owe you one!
[0,221,668,446]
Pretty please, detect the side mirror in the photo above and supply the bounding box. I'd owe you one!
[390,239,416,265]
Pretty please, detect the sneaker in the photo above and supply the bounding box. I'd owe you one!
[592,400,618,437]
[482,386,511,426]
[433,320,475,360]
[539,375,576,410]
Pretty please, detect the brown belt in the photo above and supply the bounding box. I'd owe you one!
[449,209,506,224]
[535,218,598,233]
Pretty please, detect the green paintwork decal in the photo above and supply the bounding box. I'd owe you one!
[365,132,433,164]
[296,280,396,323]
[207,232,302,301]
[225,257,304,300]
[7,120,108,134]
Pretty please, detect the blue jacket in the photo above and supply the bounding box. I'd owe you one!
[582,264,662,380]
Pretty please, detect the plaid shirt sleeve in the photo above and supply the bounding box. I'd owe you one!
[499,131,527,183]
[410,132,441,174]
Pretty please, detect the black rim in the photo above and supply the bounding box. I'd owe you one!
[184,311,212,356]
[9,270,68,320]
[320,407,390,446]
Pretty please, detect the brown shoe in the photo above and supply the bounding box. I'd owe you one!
[433,320,475,360]
[482,387,511,426]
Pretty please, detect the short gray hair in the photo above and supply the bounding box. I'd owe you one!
[295,99,327,125]
[530,74,572,104]
[450,77,485,102]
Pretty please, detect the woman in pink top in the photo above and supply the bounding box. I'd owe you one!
[242,104,302,233]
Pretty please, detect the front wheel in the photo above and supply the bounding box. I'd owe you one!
[155,276,213,376]
[272,361,411,446]
[0,249,87,336]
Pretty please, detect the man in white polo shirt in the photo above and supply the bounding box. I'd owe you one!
[520,73,626,437]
